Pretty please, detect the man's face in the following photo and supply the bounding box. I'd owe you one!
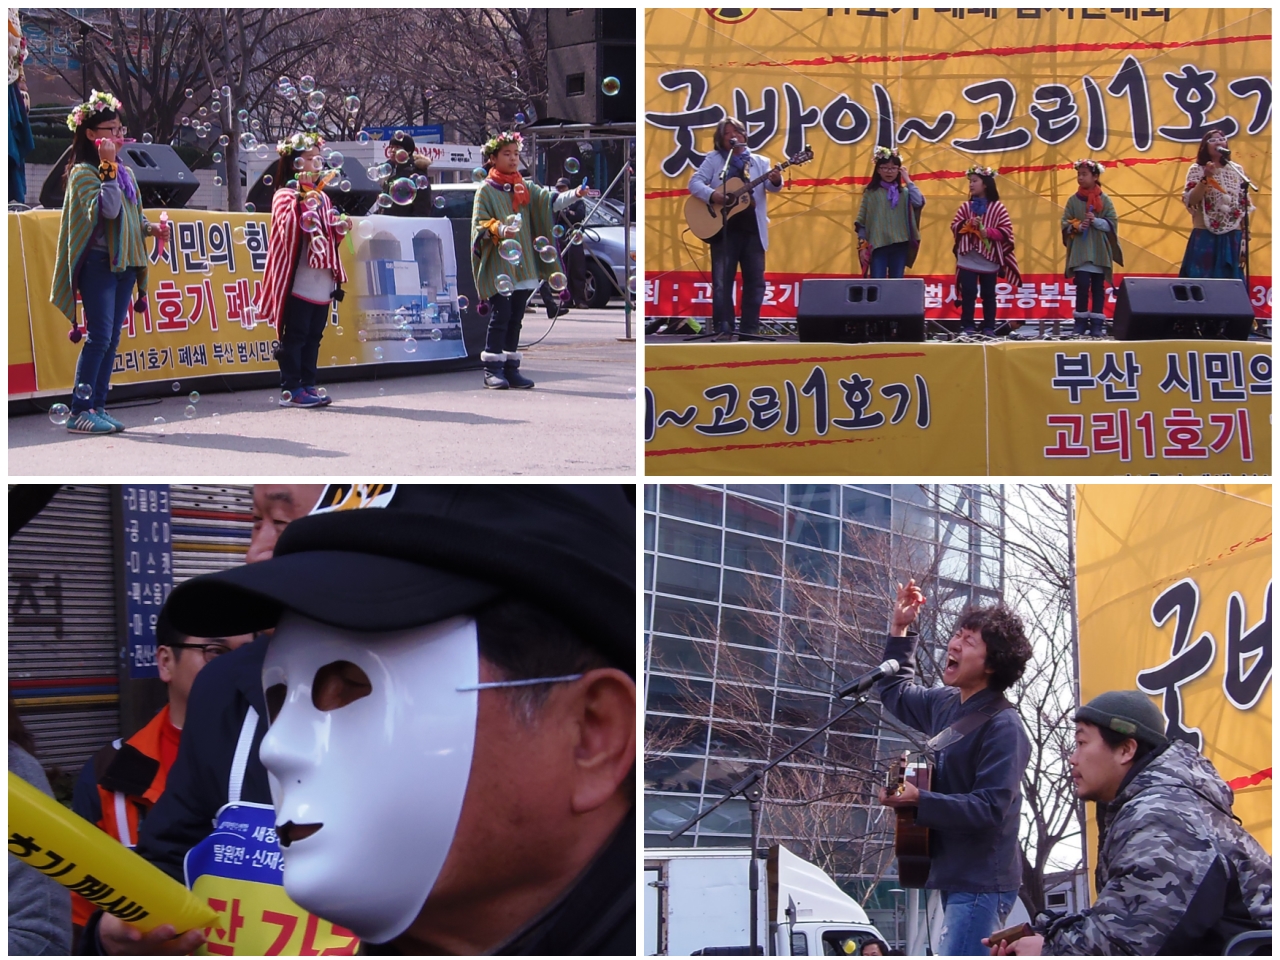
[722,123,744,149]
[157,634,252,707]
[1069,722,1132,802]
[943,626,992,691]
[248,485,325,564]
[259,612,479,943]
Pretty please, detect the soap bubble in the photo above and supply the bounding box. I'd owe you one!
[49,403,71,425]
[153,415,167,434]
[300,210,322,233]
[281,390,292,403]
[210,100,221,113]
[403,337,417,354]
[495,274,514,294]
[278,75,291,89]
[307,90,326,110]
[185,87,194,98]
[457,295,469,311]
[233,226,246,244]
[375,193,393,209]
[316,387,327,399]
[326,150,344,168]
[339,179,352,192]
[171,381,181,392]
[413,174,430,189]
[334,324,344,336]
[429,329,442,342]
[424,88,434,100]
[237,109,249,123]
[539,245,558,263]
[142,132,153,144]
[499,239,522,263]
[299,75,316,93]
[373,346,384,361]
[564,157,580,175]
[332,216,351,236]
[243,202,255,213]
[189,391,200,404]
[74,383,92,400]
[184,404,197,419]
[221,85,231,98]
[628,274,637,294]
[181,116,191,127]
[548,272,568,292]
[310,235,327,254]
[349,356,357,364]
[389,178,417,205]
[357,328,368,342]
[433,195,447,210]
[601,76,621,96]
[376,162,393,178]
[471,167,487,182]
[514,112,526,125]
[263,174,273,186]
[238,132,255,149]
[198,106,208,117]
[552,224,565,239]
[344,95,361,113]
[302,111,318,128]
[212,151,222,163]
[356,130,370,144]
[218,134,229,146]
[393,148,409,164]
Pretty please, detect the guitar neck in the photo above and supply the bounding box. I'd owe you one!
[735,162,787,193]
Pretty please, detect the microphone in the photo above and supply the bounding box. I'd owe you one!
[836,659,900,698]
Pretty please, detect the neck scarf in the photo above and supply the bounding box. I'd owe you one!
[486,168,530,212]
[884,182,900,209]
[1076,184,1104,214]
[970,196,989,215]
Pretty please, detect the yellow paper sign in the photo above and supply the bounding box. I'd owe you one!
[191,875,358,956]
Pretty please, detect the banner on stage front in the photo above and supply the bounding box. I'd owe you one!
[645,341,1270,474]
[9,210,467,398]
[645,8,1272,323]
[1076,484,1272,865]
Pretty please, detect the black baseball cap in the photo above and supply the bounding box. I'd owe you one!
[163,484,636,674]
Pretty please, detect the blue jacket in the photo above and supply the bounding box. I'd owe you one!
[877,633,1029,894]
[134,633,273,881]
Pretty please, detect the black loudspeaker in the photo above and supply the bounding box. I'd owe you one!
[40,144,199,210]
[1113,277,1255,341]
[245,155,382,218]
[797,278,926,343]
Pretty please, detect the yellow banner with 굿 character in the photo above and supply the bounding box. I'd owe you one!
[1076,484,1272,875]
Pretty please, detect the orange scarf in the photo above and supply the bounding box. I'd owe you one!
[486,168,530,212]
[1076,185,1104,214]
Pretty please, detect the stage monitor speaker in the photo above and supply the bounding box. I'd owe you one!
[40,144,199,210]
[1113,277,1255,341]
[797,278,925,343]
[245,156,381,217]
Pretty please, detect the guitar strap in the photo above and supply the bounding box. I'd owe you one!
[925,696,1014,754]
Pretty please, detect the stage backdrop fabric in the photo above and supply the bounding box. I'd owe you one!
[645,8,1271,324]
[645,340,1270,475]
[1075,484,1272,881]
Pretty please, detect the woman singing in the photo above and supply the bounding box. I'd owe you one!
[1179,128,1253,280]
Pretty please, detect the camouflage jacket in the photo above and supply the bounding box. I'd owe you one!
[1043,740,1271,954]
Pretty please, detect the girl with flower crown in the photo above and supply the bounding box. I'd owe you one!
[949,165,1020,336]
[855,146,924,279]
[50,90,169,434]
[471,130,590,389]
[254,130,348,408]
[1061,159,1123,337]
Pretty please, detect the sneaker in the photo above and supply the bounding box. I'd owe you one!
[98,411,126,432]
[279,388,323,408]
[304,387,332,407]
[67,411,114,434]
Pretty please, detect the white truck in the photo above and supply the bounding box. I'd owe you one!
[644,844,887,956]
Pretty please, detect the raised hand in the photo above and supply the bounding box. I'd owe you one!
[891,579,926,635]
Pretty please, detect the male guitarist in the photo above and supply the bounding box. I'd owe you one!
[688,117,782,338]
[877,579,1033,956]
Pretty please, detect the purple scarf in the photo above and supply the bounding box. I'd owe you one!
[885,182,900,209]
[116,163,139,206]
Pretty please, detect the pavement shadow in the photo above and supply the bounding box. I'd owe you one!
[312,405,525,425]
[113,432,346,459]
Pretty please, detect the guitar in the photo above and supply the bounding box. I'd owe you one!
[684,146,815,241]
[885,750,931,888]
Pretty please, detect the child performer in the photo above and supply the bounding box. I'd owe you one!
[855,146,924,279]
[1062,158,1123,337]
[471,130,590,389]
[50,90,169,434]
[949,165,1020,336]
[255,131,348,408]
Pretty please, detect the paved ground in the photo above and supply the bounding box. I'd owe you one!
[10,308,637,476]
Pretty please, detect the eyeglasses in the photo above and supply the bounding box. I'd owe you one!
[164,642,231,663]
[88,124,127,138]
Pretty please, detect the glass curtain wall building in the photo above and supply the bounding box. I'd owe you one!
[643,483,1004,936]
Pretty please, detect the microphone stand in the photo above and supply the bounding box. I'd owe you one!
[667,688,880,955]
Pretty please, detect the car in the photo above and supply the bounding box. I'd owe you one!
[428,183,634,307]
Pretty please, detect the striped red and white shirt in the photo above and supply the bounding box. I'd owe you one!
[253,186,348,326]
[950,199,1021,288]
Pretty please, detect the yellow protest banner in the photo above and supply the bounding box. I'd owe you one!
[1076,484,1272,867]
[646,341,1270,474]
[10,209,467,398]
[644,8,1271,324]
[191,875,357,956]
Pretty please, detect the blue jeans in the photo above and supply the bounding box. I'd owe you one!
[709,219,766,334]
[72,249,137,414]
[869,241,910,279]
[938,889,1019,956]
[277,295,330,390]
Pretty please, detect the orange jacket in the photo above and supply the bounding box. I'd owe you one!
[71,704,180,926]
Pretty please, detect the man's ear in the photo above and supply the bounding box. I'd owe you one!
[156,645,175,685]
[566,668,636,815]
[1117,737,1139,766]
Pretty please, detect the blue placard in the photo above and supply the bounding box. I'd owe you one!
[184,802,285,887]
[360,124,444,143]
[121,485,172,679]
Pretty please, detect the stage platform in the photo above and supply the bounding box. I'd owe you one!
[644,338,1271,476]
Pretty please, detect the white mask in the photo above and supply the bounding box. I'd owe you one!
[259,611,478,944]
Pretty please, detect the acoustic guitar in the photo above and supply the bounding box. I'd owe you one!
[684,146,814,241]
[885,750,931,888]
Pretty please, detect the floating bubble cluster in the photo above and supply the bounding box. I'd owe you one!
[498,239,522,263]
[495,274,514,294]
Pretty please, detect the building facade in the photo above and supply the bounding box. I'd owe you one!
[643,483,1005,938]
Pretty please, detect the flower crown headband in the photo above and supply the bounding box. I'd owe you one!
[482,130,523,159]
[1073,158,1103,176]
[66,90,122,131]
[966,164,995,178]
[873,145,902,164]
[277,130,325,156]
